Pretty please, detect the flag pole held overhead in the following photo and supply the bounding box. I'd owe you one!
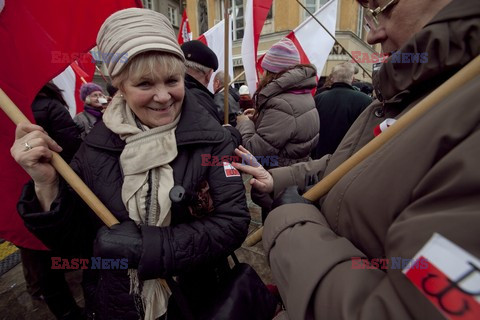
[0,88,119,228]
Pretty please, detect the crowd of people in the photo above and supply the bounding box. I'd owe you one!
[7,0,479,319]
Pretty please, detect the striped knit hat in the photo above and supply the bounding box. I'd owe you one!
[261,38,300,73]
[97,8,185,78]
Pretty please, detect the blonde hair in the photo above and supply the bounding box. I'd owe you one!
[112,52,186,90]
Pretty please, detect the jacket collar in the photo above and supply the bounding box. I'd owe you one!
[184,74,214,98]
[373,0,480,105]
[331,82,355,90]
[84,89,226,151]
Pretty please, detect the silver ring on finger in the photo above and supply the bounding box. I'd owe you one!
[24,141,33,152]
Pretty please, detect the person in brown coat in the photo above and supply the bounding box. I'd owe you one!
[233,0,480,318]
[236,38,319,222]
[236,37,319,169]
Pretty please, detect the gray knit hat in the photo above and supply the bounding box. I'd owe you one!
[96,8,185,78]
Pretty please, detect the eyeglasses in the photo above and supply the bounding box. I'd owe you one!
[363,0,398,31]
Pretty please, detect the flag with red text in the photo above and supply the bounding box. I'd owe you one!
[178,10,192,45]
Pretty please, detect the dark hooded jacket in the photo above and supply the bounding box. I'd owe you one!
[18,89,250,319]
[31,95,81,162]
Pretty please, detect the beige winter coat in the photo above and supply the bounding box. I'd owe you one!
[263,1,480,319]
[236,65,319,168]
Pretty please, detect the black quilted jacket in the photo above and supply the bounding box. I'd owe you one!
[31,95,82,163]
[18,89,250,319]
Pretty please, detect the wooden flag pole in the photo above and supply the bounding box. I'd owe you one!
[218,70,246,94]
[0,88,119,227]
[245,55,480,247]
[95,65,111,84]
[223,0,230,125]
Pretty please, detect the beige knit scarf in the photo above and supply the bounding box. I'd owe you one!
[103,95,179,319]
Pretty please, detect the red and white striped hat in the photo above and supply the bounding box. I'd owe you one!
[261,38,300,74]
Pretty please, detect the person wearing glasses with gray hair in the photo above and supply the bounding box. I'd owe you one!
[233,0,480,319]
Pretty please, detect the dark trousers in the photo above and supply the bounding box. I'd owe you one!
[20,247,84,319]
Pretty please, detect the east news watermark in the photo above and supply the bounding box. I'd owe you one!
[351,51,428,64]
[351,256,429,270]
[51,257,128,270]
[51,50,128,64]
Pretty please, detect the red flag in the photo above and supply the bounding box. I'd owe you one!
[177,10,192,45]
[53,53,96,117]
[0,0,142,250]
[241,0,273,96]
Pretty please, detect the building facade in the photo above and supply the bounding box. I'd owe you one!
[182,0,380,83]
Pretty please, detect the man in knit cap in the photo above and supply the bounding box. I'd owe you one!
[238,85,254,112]
[73,82,107,139]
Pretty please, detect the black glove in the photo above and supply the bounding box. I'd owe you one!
[93,220,142,268]
[302,173,320,194]
[271,186,314,210]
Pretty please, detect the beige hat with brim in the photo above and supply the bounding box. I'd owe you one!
[97,8,185,78]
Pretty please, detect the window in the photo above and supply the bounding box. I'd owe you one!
[198,0,209,34]
[218,0,244,40]
[142,0,153,10]
[304,0,329,20]
[167,6,179,27]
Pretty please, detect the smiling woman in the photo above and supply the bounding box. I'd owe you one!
[111,52,186,128]
[12,8,250,320]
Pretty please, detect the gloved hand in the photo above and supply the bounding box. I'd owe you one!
[271,186,315,210]
[93,220,142,268]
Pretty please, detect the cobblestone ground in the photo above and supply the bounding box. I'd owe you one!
[0,174,272,319]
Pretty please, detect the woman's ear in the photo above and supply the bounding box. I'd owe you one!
[85,96,91,104]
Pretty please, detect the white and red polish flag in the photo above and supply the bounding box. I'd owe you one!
[53,53,96,118]
[241,0,273,96]
[0,0,142,250]
[403,233,480,320]
[177,10,192,45]
[197,17,234,93]
[257,0,337,79]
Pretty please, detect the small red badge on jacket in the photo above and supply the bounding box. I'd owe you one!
[223,162,240,177]
[374,118,397,137]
